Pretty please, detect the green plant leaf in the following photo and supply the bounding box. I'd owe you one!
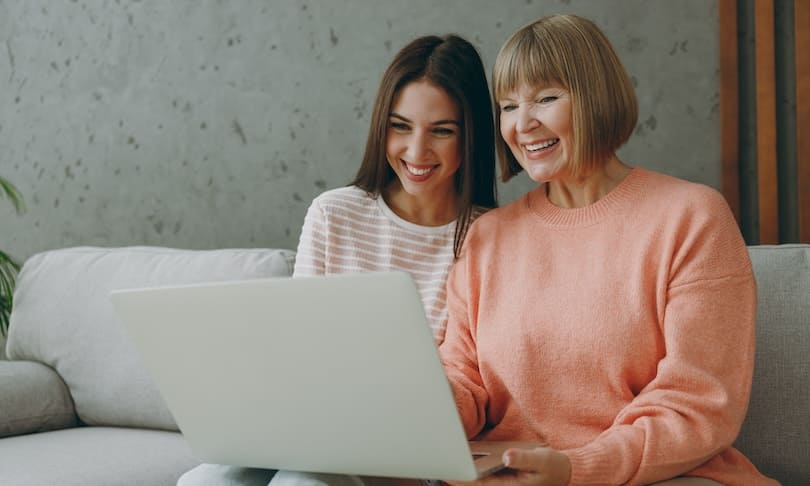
[1,176,24,336]
[0,225,22,337]
[0,176,25,215]
[0,293,10,336]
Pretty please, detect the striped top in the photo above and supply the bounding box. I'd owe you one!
[293,185,456,343]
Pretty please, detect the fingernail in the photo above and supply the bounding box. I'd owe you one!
[503,454,511,467]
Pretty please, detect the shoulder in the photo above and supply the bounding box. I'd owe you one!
[472,191,531,227]
[308,186,379,215]
[463,193,532,249]
[634,169,735,225]
[632,169,749,277]
[311,185,375,206]
[635,168,723,204]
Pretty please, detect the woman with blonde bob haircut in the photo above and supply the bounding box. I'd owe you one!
[492,14,637,181]
[439,14,777,486]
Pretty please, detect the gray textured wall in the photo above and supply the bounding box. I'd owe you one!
[0,0,720,263]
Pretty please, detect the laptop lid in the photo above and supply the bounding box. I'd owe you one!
[110,271,508,480]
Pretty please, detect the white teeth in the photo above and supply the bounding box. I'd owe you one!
[406,164,434,176]
[525,139,559,151]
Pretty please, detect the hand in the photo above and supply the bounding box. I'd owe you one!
[446,447,571,486]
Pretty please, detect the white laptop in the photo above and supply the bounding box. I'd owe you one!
[110,271,531,481]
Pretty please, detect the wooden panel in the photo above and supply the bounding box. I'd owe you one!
[797,0,810,242]
[755,0,779,244]
[719,0,740,221]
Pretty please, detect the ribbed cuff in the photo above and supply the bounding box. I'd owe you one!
[562,443,619,485]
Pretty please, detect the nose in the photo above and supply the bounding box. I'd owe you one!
[405,131,431,162]
[516,104,539,133]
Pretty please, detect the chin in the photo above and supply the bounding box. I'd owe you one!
[521,162,563,183]
[523,171,554,183]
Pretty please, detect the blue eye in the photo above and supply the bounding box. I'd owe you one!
[500,104,517,112]
[390,122,410,131]
[539,96,558,104]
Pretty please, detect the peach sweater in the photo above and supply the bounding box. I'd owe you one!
[440,168,776,485]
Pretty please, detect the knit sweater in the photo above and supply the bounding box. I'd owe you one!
[439,168,776,485]
[293,185,457,343]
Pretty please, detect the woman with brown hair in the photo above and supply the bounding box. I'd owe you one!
[292,33,497,344]
[177,33,497,486]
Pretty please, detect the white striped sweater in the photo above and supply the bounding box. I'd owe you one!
[293,186,456,344]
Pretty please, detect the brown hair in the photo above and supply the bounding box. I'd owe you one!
[492,15,638,181]
[350,35,497,258]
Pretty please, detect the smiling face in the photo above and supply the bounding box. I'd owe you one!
[385,79,462,204]
[498,83,573,183]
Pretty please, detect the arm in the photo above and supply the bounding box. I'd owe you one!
[563,195,757,485]
[292,198,328,277]
[565,276,755,485]
[439,244,490,439]
[472,193,757,486]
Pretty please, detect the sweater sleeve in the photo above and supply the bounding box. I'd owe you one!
[563,194,758,485]
[292,198,327,277]
[438,240,490,439]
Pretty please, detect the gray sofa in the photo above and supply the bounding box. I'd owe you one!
[0,245,807,485]
[0,246,295,486]
[735,244,809,485]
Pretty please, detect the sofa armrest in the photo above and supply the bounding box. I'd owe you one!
[0,360,78,438]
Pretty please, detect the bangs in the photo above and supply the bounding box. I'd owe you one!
[493,28,565,100]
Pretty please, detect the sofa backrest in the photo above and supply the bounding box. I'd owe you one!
[736,244,810,485]
[6,246,295,431]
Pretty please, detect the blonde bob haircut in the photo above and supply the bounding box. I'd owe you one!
[492,15,638,181]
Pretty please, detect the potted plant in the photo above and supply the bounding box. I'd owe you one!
[1,175,24,337]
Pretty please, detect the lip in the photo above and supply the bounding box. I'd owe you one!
[521,138,560,158]
[522,138,559,150]
[401,160,438,181]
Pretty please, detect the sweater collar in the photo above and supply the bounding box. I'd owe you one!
[525,167,647,228]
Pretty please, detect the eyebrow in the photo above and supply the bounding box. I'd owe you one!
[389,113,460,126]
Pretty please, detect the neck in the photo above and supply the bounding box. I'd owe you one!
[546,156,632,209]
[383,182,458,227]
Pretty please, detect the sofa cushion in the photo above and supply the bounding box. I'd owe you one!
[6,246,295,430]
[0,426,199,486]
[736,244,810,485]
[0,360,78,438]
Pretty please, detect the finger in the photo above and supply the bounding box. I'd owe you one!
[502,447,546,471]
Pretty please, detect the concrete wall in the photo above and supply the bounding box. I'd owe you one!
[0,0,721,263]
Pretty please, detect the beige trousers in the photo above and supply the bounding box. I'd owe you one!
[177,465,724,486]
[267,470,723,486]
[651,479,723,486]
